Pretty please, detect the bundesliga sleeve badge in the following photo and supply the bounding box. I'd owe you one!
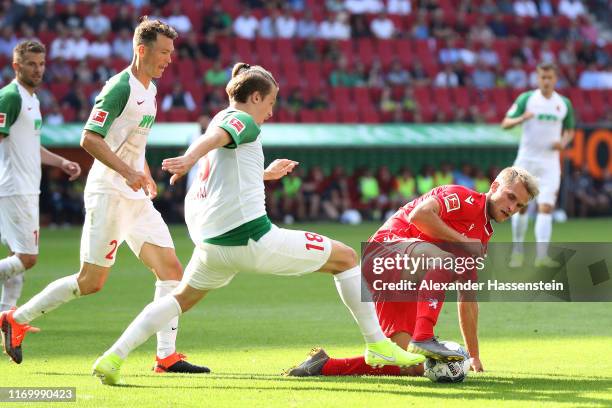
[89,109,109,127]
[0,112,6,127]
[228,117,245,134]
[443,193,461,212]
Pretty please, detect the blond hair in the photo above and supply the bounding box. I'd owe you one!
[226,62,278,103]
[495,167,539,199]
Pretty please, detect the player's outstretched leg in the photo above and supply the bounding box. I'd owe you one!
[284,348,330,377]
[0,308,40,364]
[510,211,528,268]
[324,241,424,368]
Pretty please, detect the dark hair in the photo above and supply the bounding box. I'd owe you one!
[536,62,557,72]
[133,16,178,47]
[13,40,45,63]
[225,62,278,103]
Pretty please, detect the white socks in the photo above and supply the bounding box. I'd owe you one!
[1,273,25,312]
[108,295,182,360]
[13,274,81,324]
[512,212,529,253]
[333,265,385,343]
[535,213,553,259]
[0,255,25,282]
[154,280,180,359]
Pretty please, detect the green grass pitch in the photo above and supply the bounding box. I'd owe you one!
[2,219,611,407]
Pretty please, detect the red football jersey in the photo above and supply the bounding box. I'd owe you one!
[370,185,494,245]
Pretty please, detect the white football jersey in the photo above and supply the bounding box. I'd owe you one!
[84,68,157,199]
[0,80,42,196]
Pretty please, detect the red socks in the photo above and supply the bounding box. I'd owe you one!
[322,356,401,376]
[412,268,454,341]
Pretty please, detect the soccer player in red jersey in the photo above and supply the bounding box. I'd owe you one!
[286,166,539,377]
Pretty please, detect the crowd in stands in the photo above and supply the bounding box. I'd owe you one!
[0,0,610,124]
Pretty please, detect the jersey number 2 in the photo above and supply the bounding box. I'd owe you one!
[105,240,118,260]
[305,232,324,251]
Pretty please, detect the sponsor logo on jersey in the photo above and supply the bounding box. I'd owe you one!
[34,119,42,130]
[139,114,155,129]
[468,223,475,231]
[137,100,145,105]
[465,195,475,205]
[90,109,109,127]
[0,112,5,127]
[443,193,460,212]
[228,117,245,134]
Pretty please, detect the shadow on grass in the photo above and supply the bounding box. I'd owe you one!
[36,371,612,406]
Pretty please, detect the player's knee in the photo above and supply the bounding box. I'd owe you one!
[77,276,105,295]
[330,242,358,272]
[539,204,554,214]
[17,254,37,270]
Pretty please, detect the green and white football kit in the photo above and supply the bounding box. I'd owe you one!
[81,69,173,268]
[183,108,332,290]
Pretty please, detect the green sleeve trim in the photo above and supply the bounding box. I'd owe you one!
[203,215,272,246]
[218,110,260,149]
[84,71,130,137]
[561,96,576,129]
[0,83,22,136]
[506,90,533,119]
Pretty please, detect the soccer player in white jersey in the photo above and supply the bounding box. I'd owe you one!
[1,19,209,374]
[91,62,426,385]
[501,62,576,268]
[0,40,81,312]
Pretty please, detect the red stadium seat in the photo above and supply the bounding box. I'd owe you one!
[332,87,351,107]
[298,109,318,123]
[167,108,193,122]
[318,109,338,123]
[432,88,453,117]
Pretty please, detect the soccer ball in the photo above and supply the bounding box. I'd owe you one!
[423,341,471,383]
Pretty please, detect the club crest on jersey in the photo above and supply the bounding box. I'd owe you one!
[0,112,5,127]
[90,109,108,127]
[443,193,461,212]
[228,117,245,134]
[465,195,475,205]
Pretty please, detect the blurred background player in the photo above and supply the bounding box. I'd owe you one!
[0,40,80,312]
[0,19,209,374]
[91,62,425,386]
[502,63,575,268]
[286,167,538,377]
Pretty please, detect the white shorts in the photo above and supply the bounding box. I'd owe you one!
[183,225,333,290]
[80,193,174,268]
[514,157,560,206]
[0,195,39,255]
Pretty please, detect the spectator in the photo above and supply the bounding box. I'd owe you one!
[288,0,305,11]
[514,0,538,17]
[388,0,411,14]
[434,65,459,87]
[527,19,550,40]
[88,34,112,60]
[494,65,508,88]
[46,104,65,126]
[410,61,430,86]
[61,87,89,113]
[323,41,343,61]
[285,89,305,113]
[435,163,454,186]
[558,0,586,19]
[577,42,597,65]
[489,14,509,37]
[401,86,417,116]
[46,56,74,83]
[439,38,461,65]
[74,61,93,84]
[280,169,306,223]
[358,168,382,219]
[178,32,202,60]
[166,3,192,34]
[67,28,89,61]
[161,83,196,112]
[200,32,220,60]
[84,5,111,36]
[513,37,537,66]
[370,12,395,39]
[473,169,491,193]
[418,0,441,12]
[416,166,435,194]
[578,64,611,89]
[112,5,135,32]
[326,0,345,12]
[429,9,452,39]
[233,9,259,39]
[259,6,279,38]
[380,86,399,114]
[297,10,318,38]
[0,27,18,59]
[202,4,232,36]
[559,42,577,66]
[276,7,297,38]
[204,61,230,86]
[59,3,83,30]
[453,164,475,188]
[386,60,411,86]
[505,57,528,88]
[579,15,599,44]
[454,12,470,38]
[298,39,320,61]
[319,12,351,40]
[539,41,556,64]
[472,62,496,89]
[478,40,500,67]
[479,0,498,14]
[20,5,42,32]
[50,26,72,60]
[113,28,133,62]
[307,91,330,110]
[469,16,495,43]
[350,14,372,38]
[411,11,429,39]
[548,18,568,40]
[39,1,60,32]
[329,57,364,86]
[203,87,225,112]
[345,0,384,14]
[395,168,416,202]
[538,0,554,16]
[454,61,470,86]
[367,60,386,87]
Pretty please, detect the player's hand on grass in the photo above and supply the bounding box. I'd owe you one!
[469,356,484,372]
[162,154,197,185]
[61,160,82,181]
[125,170,150,195]
[264,159,299,180]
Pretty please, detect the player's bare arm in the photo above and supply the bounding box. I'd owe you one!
[80,129,149,194]
[553,129,575,151]
[161,127,231,185]
[263,159,299,181]
[407,197,483,257]
[500,111,534,129]
[40,147,81,181]
[143,160,157,199]
[457,294,483,372]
